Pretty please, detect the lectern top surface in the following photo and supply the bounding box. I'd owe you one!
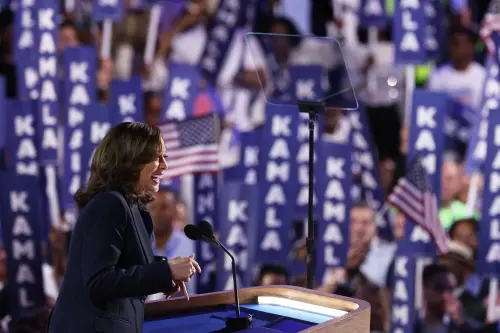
[144,303,335,333]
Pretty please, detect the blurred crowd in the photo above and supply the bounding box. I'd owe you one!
[0,0,497,332]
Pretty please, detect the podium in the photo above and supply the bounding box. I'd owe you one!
[144,286,370,333]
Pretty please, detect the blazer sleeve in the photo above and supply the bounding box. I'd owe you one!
[81,192,175,303]
[154,255,168,262]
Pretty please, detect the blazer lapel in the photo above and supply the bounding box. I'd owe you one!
[130,204,155,263]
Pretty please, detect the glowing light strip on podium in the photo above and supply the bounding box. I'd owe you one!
[257,296,348,317]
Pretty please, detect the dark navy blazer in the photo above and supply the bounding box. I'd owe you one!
[47,191,175,333]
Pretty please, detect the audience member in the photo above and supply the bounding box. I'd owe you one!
[148,190,194,259]
[440,156,475,229]
[254,264,290,286]
[427,25,486,110]
[58,20,80,51]
[144,90,162,124]
[147,190,195,299]
[173,199,188,231]
[416,263,482,332]
[449,218,478,250]
[318,202,395,295]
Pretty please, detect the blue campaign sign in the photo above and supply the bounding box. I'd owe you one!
[478,109,500,276]
[37,0,60,164]
[393,0,427,64]
[14,0,40,101]
[109,76,144,124]
[217,181,258,291]
[389,256,417,333]
[92,0,125,21]
[198,0,251,85]
[464,57,500,174]
[4,100,38,177]
[62,47,98,225]
[444,100,477,152]
[223,129,261,184]
[289,66,324,217]
[316,139,352,283]
[401,89,446,255]
[13,0,38,66]
[425,0,445,60]
[289,65,325,104]
[194,173,218,294]
[81,103,111,183]
[257,103,298,263]
[1,99,45,317]
[161,63,200,122]
[358,0,388,28]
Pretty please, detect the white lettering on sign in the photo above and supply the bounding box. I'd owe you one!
[408,100,441,245]
[484,123,500,264]
[390,256,411,331]
[398,0,422,53]
[321,154,349,268]
[260,113,295,254]
[224,191,249,289]
[38,5,59,154]
[64,51,94,215]
[10,190,39,308]
[164,77,191,121]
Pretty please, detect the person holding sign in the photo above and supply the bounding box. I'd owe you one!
[47,123,201,333]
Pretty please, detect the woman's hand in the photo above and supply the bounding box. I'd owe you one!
[168,254,201,300]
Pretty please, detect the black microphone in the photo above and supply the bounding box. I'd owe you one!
[184,221,252,331]
[184,224,219,246]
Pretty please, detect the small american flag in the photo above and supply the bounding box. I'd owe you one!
[480,0,500,58]
[159,115,219,179]
[388,156,449,254]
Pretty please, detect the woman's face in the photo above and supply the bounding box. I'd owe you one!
[136,140,168,193]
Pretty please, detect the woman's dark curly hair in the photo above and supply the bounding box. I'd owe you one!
[74,122,163,208]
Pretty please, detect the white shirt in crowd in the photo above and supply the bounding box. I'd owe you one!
[342,42,405,108]
[427,62,487,110]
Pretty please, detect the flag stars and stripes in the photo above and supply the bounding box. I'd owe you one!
[388,155,450,254]
[159,116,219,179]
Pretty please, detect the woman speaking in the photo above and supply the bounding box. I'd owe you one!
[48,122,201,333]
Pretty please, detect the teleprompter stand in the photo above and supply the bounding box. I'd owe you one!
[297,100,326,290]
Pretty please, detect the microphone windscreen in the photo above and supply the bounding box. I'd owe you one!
[184,224,201,241]
[199,220,215,237]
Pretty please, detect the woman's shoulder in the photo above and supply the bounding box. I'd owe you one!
[82,191,129,212]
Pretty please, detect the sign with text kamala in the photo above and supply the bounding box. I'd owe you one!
[479,109,500,276]
[1,100,45,317]
[393,0,426,64]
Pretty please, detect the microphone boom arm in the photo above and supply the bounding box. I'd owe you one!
[213,238,241,318]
